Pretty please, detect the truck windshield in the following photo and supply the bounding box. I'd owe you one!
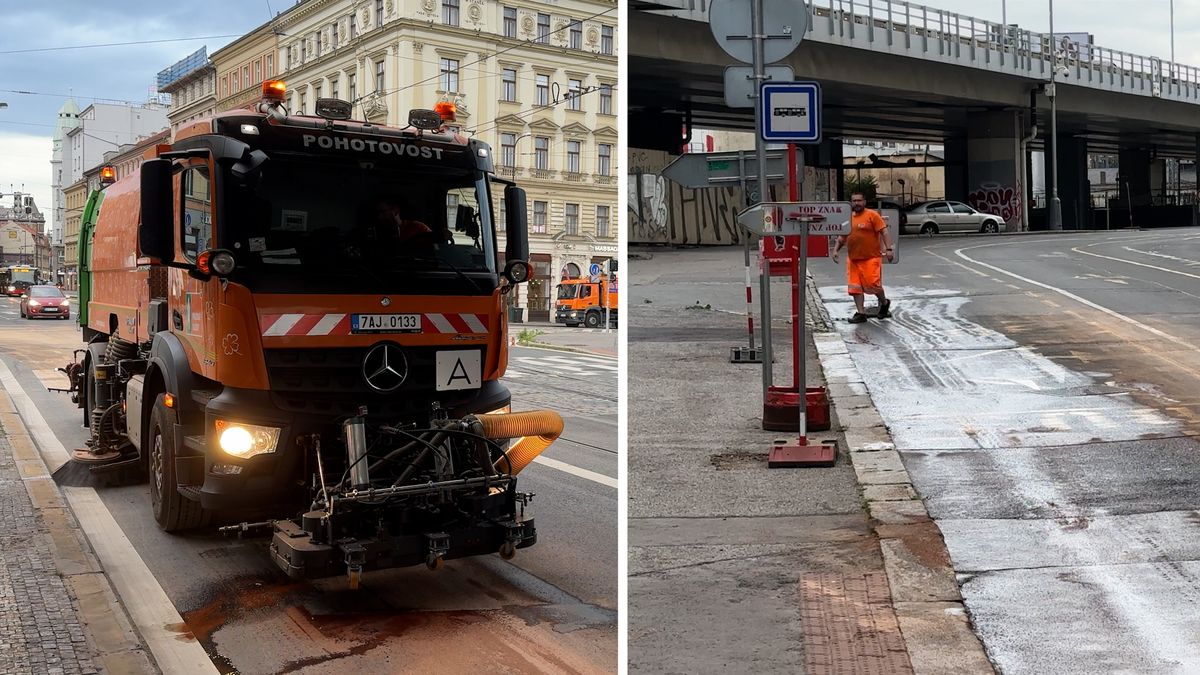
[557,284,578,300]
[222,157,497,294]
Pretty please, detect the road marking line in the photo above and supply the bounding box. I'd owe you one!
[955,245,1194,352]
[532,456,617,489]
[1074,245,1200,282]
[0,358,219,674]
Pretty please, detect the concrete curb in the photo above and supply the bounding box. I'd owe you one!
[508,335,617,358]
[808,278,996,675]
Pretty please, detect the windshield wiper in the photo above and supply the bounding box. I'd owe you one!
[407,255,486,294]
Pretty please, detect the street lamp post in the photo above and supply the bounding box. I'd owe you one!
[1046,0,1063,230]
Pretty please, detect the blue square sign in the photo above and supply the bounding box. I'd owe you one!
[761,82,822,143]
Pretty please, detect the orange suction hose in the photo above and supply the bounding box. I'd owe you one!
[477,411,564,475]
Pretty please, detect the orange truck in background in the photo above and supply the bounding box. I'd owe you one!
[62,82,562,585]
[555,266,618,328]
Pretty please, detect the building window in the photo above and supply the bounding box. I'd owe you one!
[500,133,516,166]
[499,198,506,229]
[350,13,358,38]
[243,66,250,88]
[568,79,583,111]
[376,59,385,92]
[597,143,612,175]
[599,84,612,114]
[332,23,339,50]
[443,0,459,26]
[601,25,613,55]
[566,140,581,173]
[569,20,583,49]
[565,203,579,235]
[267,54,274,77]
[221,76,228,97]
[596,205,610,238]
[536,74,549,106]
[254,60,261,84]
[376,0,384,24]
[533,201,548,234]
[301,39,307,62]
[502,68,517,101]
[534,137,550,170]
[503,7,517,38]
[348,73,357,101]
[300,91,307,114]
[440,58,459,92]
[331,76,339,100]
[536,13,550,44]
[315,31,322,58]
[315,83,323,100]
[232,70,240,92]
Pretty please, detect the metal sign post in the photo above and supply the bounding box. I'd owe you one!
[711,0,808,395]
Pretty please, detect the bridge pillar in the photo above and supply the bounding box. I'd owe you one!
[1119,147,1154,209]
[962,110,1024,231]
[1057,135,1090,230]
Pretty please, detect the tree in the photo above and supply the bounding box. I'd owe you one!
[843,175,878,201]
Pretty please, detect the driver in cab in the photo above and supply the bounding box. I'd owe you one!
[373,195,433,245]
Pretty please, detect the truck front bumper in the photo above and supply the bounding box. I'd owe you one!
[193,380,512,513]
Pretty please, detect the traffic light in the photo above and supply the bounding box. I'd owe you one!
[606,258,617,274]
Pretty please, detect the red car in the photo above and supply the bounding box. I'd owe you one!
[20,285,70,320]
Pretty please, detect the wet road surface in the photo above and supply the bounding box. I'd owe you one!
[811,228,1200,673]
[0,301,616,674]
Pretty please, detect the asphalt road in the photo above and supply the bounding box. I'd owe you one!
[811,228,1200,673]
[0,299,616,674]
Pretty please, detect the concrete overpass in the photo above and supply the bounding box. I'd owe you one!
[631,0,1200,230]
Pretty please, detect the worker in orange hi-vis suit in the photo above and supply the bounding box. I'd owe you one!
[831,192,895,324]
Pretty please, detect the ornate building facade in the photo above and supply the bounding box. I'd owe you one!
[272,0,618,320]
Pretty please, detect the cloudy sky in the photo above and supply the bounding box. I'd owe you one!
[1,1,1194,234]
[0,2,269,231]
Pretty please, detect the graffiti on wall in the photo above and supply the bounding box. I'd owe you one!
[628,174,670,243]
[967,181,1022,227]
[627,147,837,245]
[628,173,747,245]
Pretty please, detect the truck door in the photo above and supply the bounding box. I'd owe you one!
[172,162,218,379]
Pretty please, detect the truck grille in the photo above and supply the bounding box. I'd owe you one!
[263,347,485,420]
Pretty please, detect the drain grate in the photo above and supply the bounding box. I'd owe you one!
[799,572,914,674]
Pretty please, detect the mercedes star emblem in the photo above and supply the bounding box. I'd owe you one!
[362,342,408,392]
[380,296,391,307]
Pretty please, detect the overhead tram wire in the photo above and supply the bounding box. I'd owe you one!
[0,34,242,55]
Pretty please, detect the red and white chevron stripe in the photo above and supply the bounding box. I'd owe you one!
[259,312,489,336]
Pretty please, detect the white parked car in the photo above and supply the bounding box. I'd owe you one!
[903,201,1003,235]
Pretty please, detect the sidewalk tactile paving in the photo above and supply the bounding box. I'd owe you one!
[800,572,914,675]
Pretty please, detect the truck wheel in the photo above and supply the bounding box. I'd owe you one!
[148,394,208,532]
[584,312,601,328]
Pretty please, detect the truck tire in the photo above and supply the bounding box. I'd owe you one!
[584,312,601,328]
[148,394,208,531]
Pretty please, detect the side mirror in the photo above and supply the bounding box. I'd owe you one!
[139,159,174,262]
[503,185,529,263]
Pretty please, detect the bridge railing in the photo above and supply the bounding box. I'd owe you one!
[813,0,1200,101]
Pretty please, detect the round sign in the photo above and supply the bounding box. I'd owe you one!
[709,0,808,65]
[589,263,602,276]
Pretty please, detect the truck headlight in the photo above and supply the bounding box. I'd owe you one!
[215,419,281,458]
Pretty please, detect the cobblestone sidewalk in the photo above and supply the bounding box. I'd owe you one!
[0,432,97,675]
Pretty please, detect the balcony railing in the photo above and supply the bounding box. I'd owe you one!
[531,168,556,180]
